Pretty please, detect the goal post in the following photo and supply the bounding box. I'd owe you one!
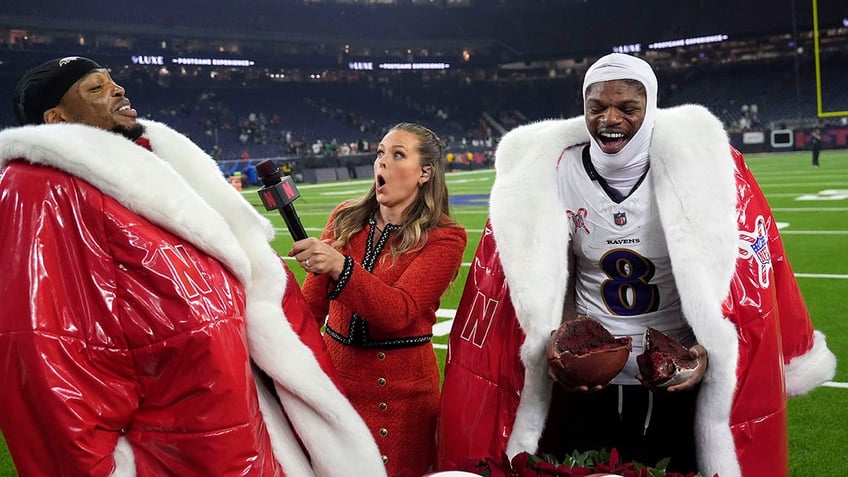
[812,0,848,118]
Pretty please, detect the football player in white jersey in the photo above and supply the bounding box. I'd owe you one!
[542,56,707,471]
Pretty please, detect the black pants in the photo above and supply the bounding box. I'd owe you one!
[812,149,820,166]
[539,384,699,473]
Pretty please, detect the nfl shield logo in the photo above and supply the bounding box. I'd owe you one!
[614,212,627,226]
[752,236,771,265]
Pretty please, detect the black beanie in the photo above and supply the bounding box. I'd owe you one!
[13,56,103,125]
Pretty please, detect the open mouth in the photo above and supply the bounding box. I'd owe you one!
[115,102,138,118]
[376,174,386,190]
[598,130,628,152]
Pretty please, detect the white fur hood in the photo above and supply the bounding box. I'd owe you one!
[0,120,386,477]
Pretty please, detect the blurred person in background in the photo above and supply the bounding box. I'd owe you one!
[290,122,467,477]
[437,53,836,477]
[0,56,386,476]
[811,128,822,166]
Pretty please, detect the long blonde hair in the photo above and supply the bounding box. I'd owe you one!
[330,122,459,259]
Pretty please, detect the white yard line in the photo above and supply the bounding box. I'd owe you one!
[794,273,848,279]
[761,182,848,187]
[780,230,848,235]
[772,207,848,212]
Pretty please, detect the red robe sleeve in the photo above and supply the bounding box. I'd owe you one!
[729,149,833,397]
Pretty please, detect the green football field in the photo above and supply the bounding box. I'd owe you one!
[1,149,845,475]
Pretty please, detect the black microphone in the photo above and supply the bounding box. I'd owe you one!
[255,159,308,241]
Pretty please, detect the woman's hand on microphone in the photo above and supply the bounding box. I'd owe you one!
[289,238,346,280]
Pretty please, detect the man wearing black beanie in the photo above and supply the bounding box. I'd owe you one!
[0,57,386,476]
[12,56,146,140]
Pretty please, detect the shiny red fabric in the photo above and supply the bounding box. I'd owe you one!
[437,150,814,477]
[0,162,285,476]
[436,222,524,477]
[281,263,342,389]
[436,221,524,476]
[720,148,814,476]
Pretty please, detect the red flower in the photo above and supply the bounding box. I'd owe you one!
[507,449,707,477]
[593,448,636,474]
[559,464,592,477]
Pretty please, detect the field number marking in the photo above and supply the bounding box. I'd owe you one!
[796,190,848,201]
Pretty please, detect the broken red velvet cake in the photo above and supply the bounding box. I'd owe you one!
[546,316,632,388]
[636,326,699,387]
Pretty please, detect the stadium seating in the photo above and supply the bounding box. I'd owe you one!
[1,52,846,170]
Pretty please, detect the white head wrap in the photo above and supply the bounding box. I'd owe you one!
[582,53,658,195]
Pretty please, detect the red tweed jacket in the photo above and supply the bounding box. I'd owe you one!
[302,209,467,477]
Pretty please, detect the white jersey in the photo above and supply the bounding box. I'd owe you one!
[556,145,694,384]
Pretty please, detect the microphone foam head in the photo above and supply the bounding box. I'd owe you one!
[256,159,282,187]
